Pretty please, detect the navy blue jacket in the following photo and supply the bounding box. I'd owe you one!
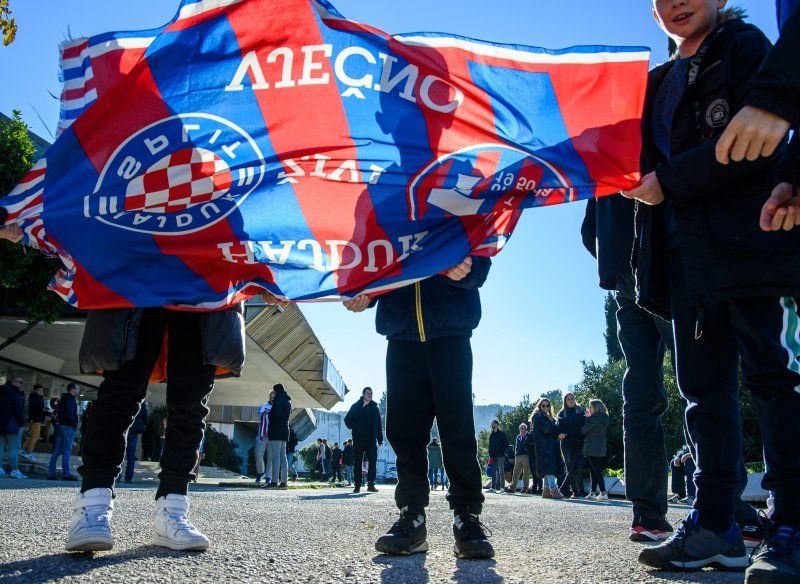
[581,195,637,290]
[342,443,354,466]
[513,432,531,458]
[58,393,79,429]
[374,256,490,342]
[0,383,25,435]
[633,18,800,320]
[531,412,562,476]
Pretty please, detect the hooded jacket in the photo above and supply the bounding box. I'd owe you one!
[267,385,292,441]
[582,411,610,458]
[344,397,383,445]
[0,383,24,435]
[633,16,800,320]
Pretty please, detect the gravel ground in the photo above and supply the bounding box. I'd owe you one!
[0,480,749,583]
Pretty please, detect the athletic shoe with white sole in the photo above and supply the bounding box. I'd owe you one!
[745,521,800,584]
[638,510,748,571]
[9,469,27,479]
[152,494,210,551]
[65,488,114,552]
[630,512,674,542]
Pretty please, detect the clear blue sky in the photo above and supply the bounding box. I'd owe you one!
[0,0,778,412]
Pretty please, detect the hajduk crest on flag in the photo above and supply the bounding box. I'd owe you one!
[1,0,649,309]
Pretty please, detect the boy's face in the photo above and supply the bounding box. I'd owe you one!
[652,0,727,52]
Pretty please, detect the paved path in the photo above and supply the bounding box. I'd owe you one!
[0,480,748,583]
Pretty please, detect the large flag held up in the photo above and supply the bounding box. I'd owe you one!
[2,0,649,309]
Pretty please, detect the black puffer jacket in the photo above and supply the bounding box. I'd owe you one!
[79,305,246,377]
[633,17,800,320]
[374,256,490,342]
[556,405,586,445]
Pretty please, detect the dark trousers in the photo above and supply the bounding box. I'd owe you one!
[352,441,376,487]
[670,458,697,499]
[386,337,483,515]
[587,456,606,492]
[331,462,342,482]
[79,309,216,499]
[668,251,800,530]
[616,274,675,521]
[559,440,585,495]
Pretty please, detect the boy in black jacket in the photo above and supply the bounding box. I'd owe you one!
[624,2,800,578]
[344,256,493,560]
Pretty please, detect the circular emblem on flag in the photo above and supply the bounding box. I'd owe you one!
[87,114,265,235]
[407,143,571,221]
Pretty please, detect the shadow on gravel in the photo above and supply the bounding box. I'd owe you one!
[0,546,200,584]
[372,553,429,583]
[454,558,502,583]
[297,492,368,501]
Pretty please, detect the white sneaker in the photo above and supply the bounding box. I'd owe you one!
[65,488,114,552]
[0,468,7,478]
[585,493,597,501]
[18,452,35,461]
[9,469,27,479]
[152,494,210,551]
[596,492,609,502]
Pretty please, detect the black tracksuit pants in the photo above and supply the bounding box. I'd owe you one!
[386,336,483,516]
[352,441,377,487]
[668,251,800,530]
[79,309,216,499]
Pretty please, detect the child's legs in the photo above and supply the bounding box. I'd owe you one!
[730,295,800,528]
[426,336,483,515]
[386,340,435,513]
[79,309,165,491]
[669,253,740,532]
[587,456,606,492]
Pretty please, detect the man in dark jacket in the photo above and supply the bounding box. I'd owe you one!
[20,383,46,460]
[345,256,493,560]
[344,387,383,494]
[0,375,26,478]
[48,383,80,482]
[266,383,292,489]
[123,402,149,483]
[330,442,343,483]
[582,195,675,541]
[487,420,509,493]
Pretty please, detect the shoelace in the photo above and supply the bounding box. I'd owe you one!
[458,515,493,541]
[165,510,197,531]
[753,522,800,562]
[84,506,112,524]
[387,510,419,536]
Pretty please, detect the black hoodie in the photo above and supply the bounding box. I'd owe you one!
[344,398,383,444]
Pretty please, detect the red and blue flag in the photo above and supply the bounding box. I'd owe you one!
[2,0,649,309]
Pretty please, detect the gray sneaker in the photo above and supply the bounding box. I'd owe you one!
[638,510,748,571]
[745,522,800,584]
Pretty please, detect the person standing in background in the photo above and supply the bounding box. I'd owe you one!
[20,384,46,461]
[0,375,26,479]
[48,383,80,481]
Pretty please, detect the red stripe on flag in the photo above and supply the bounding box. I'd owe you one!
[61,40,89,60]
[225,1,393,294]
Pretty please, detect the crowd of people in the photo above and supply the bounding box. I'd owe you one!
[0,0,798,580]
[487,396,610,501]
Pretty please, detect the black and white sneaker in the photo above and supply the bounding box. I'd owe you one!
[375,507,428,556]
[453,514,494,559]
[745,521,800,584]
[630,511,674,542]
[638,510,749,571]
[740,518,766,549]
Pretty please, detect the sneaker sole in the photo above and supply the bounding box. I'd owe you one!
[629,528,673,542]
[65,536,114,552]
[453,544,495,560]
[639,552,749,572]
[152,535,210,551]
[375,540,429,556]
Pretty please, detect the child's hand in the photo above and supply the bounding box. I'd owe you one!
[446,257,472,281]
[260,290,290,308]
[760,182,800,232]
[0,223,22,243]
[621,172,664,205]
[584,407,592,417]
[343,294,371,312]
[715,106,790,165]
